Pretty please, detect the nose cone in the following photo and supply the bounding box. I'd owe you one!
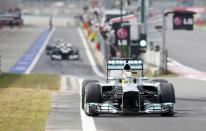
[122,83,139,93]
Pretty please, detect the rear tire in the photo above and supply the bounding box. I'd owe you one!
[152,79,168,83]
[81,80,98,109]
[51,57,55,60]
[82,80,99,89]
[160,83,175,116]
[84,83,102,116]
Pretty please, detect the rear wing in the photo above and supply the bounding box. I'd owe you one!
[106,59,144,81]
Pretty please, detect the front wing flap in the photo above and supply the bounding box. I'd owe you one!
[85,102,175,115]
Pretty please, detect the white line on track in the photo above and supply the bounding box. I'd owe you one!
[77,28,105,78]
[78,28,101,131]
[78,79,97,131]
[60,76,67,92]
[70,77,79,91]
[25,28,55,74]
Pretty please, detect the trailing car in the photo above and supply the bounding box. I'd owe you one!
[46,39,79,60]
[82,59,176,116]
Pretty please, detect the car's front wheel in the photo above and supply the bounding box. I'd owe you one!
[160,83,176,116]
[81,80,99,109]
[84,83,102,116]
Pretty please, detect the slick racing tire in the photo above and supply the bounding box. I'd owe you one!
[51,56,60,61]
[160,83,175,116]
[51,57,55,61]
[160,83,175,103]
[46,45,54,51]
[81,80,98,109]
[84,83,102,116]
[152,79,168,83]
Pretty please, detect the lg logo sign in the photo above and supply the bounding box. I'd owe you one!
[117,28,129,46]
[174,17,193,25]
[115,26,130,46]
[183,18,194,25]
[117,27,128,39]
[174,17,182,26]
[173,12,194,30]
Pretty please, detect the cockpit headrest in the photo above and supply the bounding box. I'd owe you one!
[124,64,131,70]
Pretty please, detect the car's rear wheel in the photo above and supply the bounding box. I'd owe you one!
[160,83,175,116]
[84,83,102,116]
[81,80,98,109]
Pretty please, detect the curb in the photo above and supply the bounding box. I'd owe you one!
[168,57,206,81]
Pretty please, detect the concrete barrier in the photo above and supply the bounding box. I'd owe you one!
[23,15,76,27]
[145,49,161,67]
[144,49,162,76]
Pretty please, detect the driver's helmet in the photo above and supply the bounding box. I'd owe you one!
[65,43,72,48]
[122,77,135,84]
[121,71,135,84]
[56,42,64,48]
[122,70,132,78]
[125,71,132,77]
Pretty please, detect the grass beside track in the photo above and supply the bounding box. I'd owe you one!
[0,73,60,131]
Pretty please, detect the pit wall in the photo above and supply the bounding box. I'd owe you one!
[23,15,76,27]
[81,22,106,71]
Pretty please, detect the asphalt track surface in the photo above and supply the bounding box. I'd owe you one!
[31,27,206,131]
[167,27,206,72]
[0,27,44,72]
[32,27,99,79]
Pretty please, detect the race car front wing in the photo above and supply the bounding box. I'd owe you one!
[84,102,175,115]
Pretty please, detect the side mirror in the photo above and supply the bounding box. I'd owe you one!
[133,79,137,83]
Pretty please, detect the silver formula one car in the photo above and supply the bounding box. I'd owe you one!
[82,59,176,116]
[46,39,79,60]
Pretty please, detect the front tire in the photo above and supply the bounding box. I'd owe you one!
[160,83,175,116]
[81,80,98,109]
[84,83,102,116]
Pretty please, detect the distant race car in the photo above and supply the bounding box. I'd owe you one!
[82,59,176,116]
[46,39,79,60]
